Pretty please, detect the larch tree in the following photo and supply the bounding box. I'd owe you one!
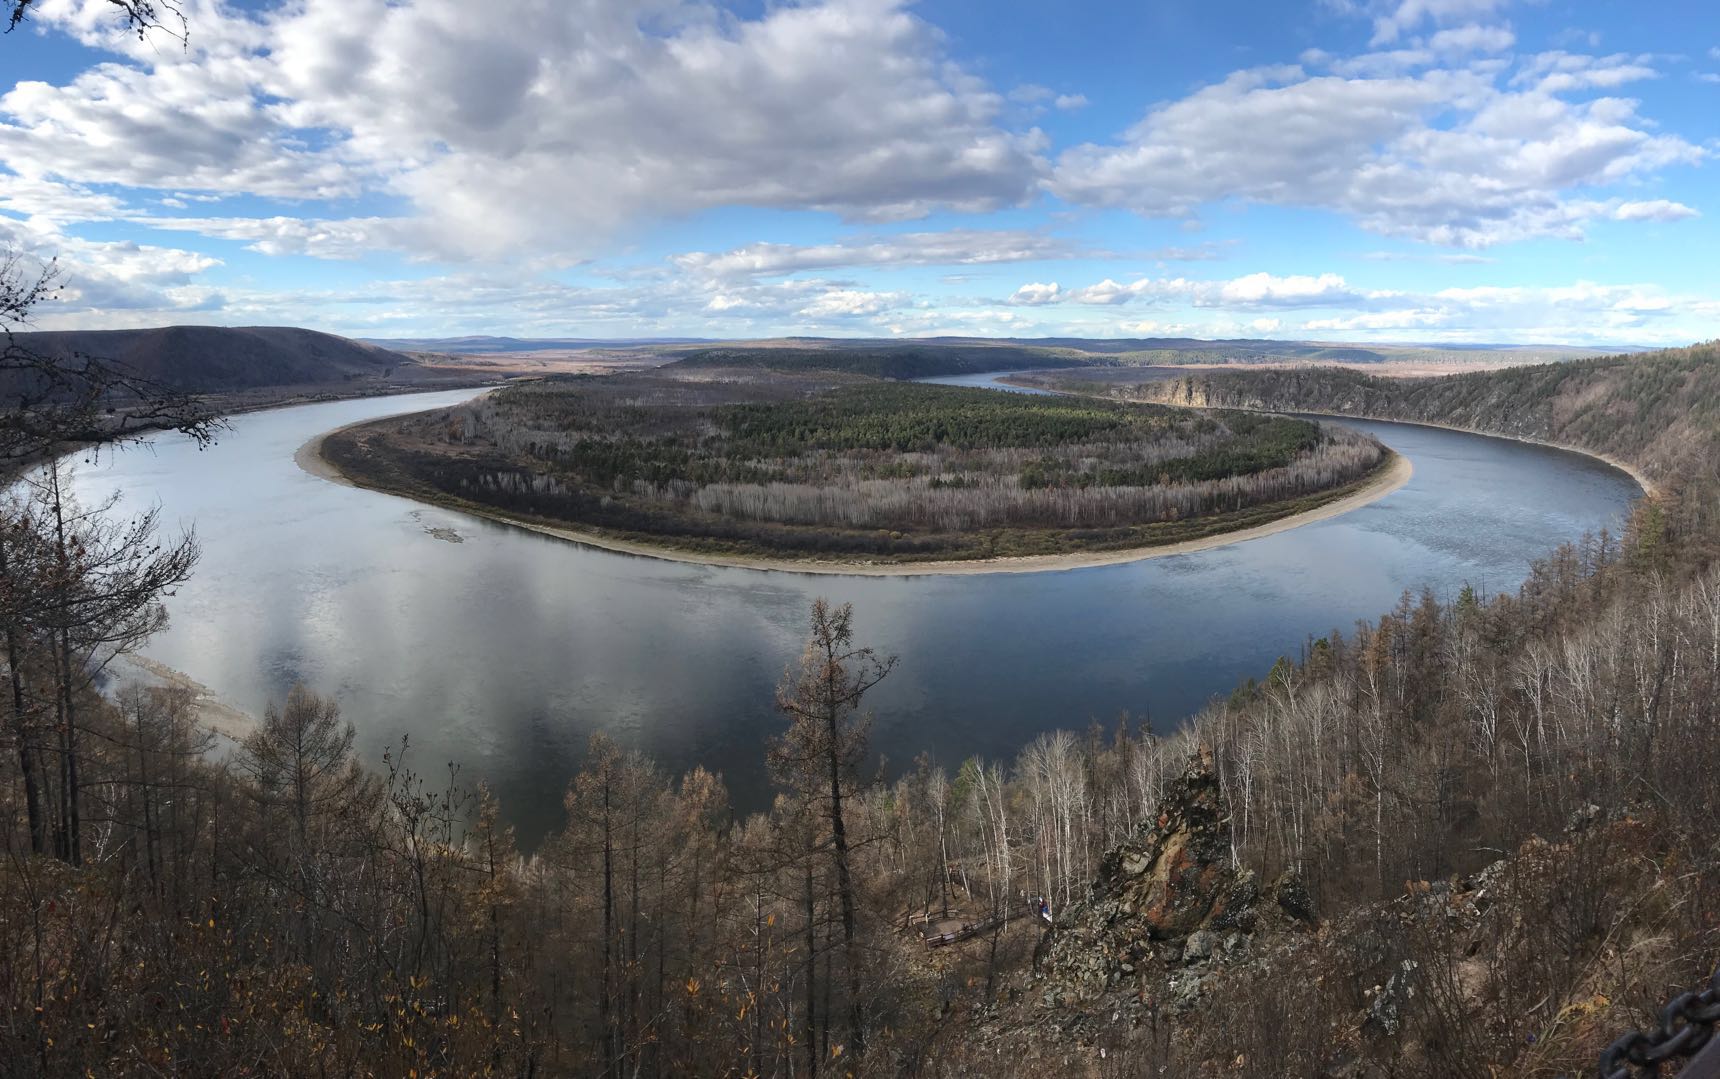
[769,598,894,1060]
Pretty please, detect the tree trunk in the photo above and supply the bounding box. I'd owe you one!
[826,703,864,1058]
[601,773,616,1079]
[804,862,818,1079]
[0,529,46,855]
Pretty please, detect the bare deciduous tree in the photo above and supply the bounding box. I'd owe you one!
[770,598,894,1059]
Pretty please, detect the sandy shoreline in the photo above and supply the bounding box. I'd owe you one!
[119,654,256,741]
[294,423,360,485]
[296,420,1415,576]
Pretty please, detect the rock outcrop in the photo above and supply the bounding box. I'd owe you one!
[1038,746,1312,1011]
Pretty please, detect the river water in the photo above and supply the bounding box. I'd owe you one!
[66,383,1641,844]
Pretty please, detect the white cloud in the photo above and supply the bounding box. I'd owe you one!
[1609,199,1699,222]
[4,0,1046,261]
[672,231,1085,281]
[133,215,429,260]
[1428,24,1515,54]
[1008,271,1365,309]
[991,267,1720,345]
[0,214,223,317]
[1116,320,1197,336]
[1006,282,1062,306]
[1366,0,1509,46]
[1297,280,1718,342]
[0,173,127,226]
[12,245,1718,347]
[1054,93,1089,110]
[1049,49,1703,248]
[797,288,905,319]
[1514,51,1658,94]
[1219,272,1357,305]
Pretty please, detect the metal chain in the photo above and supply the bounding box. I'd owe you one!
[1600,966,1720,1079]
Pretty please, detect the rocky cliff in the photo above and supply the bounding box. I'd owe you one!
[1037,746,1314,1014]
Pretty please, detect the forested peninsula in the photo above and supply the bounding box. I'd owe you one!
[316,366,1394,567]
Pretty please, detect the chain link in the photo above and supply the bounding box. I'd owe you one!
[1599,966,1720,1079]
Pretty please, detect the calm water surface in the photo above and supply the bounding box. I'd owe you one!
[68,385,1640,844]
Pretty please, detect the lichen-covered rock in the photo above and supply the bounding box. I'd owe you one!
[1363,959,1421,1038]
[1182,929,1216,964]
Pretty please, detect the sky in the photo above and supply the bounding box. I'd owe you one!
[1,0,1717,345]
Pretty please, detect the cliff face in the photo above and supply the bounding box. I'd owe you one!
[1038,747,1313,1012]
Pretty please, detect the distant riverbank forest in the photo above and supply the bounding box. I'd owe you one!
[320,369,1388,563]
[664,343,1094,380]
[1014,340,1720,486]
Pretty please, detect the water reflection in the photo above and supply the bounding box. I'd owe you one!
[69,387,1640,846]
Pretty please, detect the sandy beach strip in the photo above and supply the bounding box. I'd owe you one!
[297,424,1415,576]
[293,422,364,486]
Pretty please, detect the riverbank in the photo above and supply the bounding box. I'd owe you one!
[298,419,1413,576]
[1310,414,1655,497]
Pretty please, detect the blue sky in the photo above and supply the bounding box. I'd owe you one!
[1,0,1717,344]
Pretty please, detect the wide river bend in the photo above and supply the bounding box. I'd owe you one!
[68,384,1641,844]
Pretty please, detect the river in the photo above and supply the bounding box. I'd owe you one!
[66,381,1641,845]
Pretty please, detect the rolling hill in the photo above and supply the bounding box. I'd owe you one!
[11,325,422,393]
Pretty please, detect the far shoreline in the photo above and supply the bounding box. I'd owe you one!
[994,374,1658,498]
[296,419,1415,576]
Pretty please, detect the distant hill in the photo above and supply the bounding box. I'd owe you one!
[361,335,714,353]
[356,334,1624,367]
[666,343,1094,379]
[13,325,422,393]
[670,336,1622,369]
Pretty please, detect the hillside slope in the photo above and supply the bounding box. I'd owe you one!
[1047,342,1720,484]
[11,325,420,393]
